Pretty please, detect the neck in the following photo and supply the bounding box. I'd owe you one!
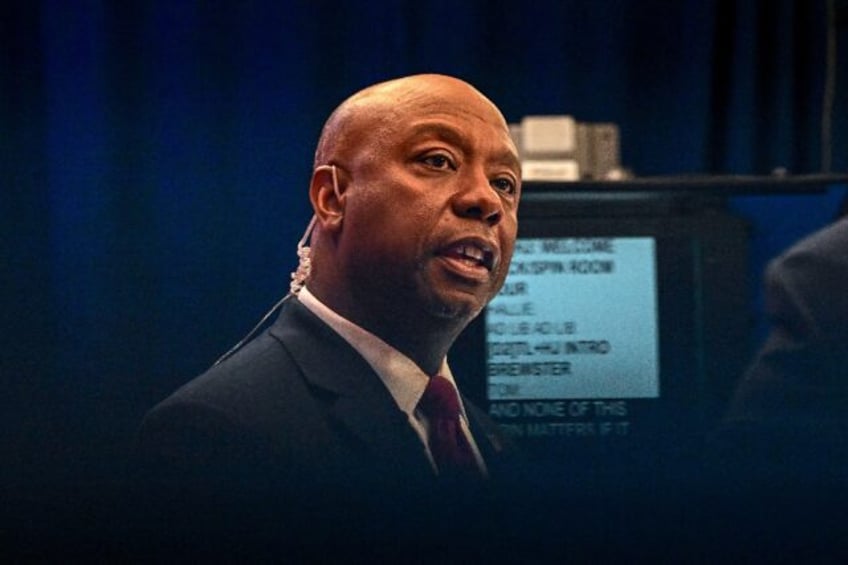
[350,307,462,376]
[307,281,464,376]
[372,320,459,376]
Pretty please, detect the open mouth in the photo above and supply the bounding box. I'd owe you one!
[439,240,496,271]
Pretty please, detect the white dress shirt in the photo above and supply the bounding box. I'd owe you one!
[297,287,488,477]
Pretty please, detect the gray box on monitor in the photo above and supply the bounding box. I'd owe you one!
[511,115,623,181]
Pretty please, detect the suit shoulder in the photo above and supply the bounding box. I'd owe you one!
[144,327,314,442]
[771,219,848,276]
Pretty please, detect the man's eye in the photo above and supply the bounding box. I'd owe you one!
[420,154,454,170]
[492,177,517,195]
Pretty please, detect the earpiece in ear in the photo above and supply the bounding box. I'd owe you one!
[290,215,316,295]
[330,163,341,201]
[290,164,338,295]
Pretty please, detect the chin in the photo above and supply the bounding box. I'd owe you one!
[424,291,486,324]
[415,266,495,323]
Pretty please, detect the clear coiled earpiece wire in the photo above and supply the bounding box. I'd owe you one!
[212,164,338,367]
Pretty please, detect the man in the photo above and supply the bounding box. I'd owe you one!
[719,215,848,484]
[136,74,523,535]
[703,214,848,554]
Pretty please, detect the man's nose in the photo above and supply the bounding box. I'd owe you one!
[453,170,503,226]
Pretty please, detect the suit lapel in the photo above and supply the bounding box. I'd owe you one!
[464,397,515,478]
[269,297,434,481]
[330,386,434,482]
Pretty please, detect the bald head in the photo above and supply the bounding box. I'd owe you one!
[313,74,511,169]
[303,73,520,372]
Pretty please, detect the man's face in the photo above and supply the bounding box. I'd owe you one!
[335,79,521,326]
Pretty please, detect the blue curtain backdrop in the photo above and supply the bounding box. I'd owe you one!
[3,1,847,487]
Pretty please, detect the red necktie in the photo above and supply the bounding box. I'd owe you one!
[418,375,480,479]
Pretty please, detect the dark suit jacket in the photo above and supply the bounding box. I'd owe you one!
[719,218,848,484]
[135,295,519,540]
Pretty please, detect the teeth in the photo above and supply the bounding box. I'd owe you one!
[458,244,484,262]
[446,242,493,270]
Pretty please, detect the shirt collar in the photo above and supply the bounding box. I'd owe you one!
[297,287,455,417]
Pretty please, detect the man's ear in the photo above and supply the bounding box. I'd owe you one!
[309,165,347,231]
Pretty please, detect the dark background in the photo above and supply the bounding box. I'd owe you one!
[3,0,848,517]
